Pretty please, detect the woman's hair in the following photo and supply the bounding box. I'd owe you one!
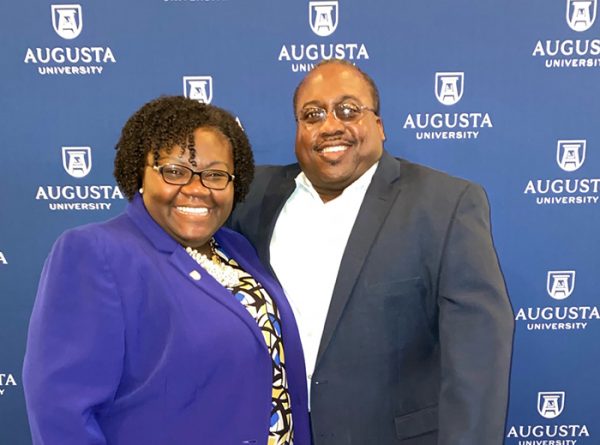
[114,95,254,204]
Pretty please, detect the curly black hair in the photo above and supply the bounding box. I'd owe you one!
[114,96,254,204]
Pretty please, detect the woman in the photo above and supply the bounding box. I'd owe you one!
[23,96,310,445]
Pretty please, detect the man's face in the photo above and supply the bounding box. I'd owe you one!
[294,63,385,201]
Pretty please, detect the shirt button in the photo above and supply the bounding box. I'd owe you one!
[308,373,312,379]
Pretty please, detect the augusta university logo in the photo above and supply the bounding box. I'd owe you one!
[309,1,338,37]
[567,0,597,32]
[278,1,368,72]
[62,146,91,178]
[51,4,82,40]
[402,70,492,140]
[435,72,464,106]
[24,3,116,75]
[523,139,600,205]
[538,392,565,419]
[183,76,213,104]
[547,270,576,300]
[557,140,586,172]
[506,391,591,442]
[531,0,600,68]
[35,146,123,211]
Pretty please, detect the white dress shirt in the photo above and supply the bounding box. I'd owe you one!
[269,163,378,406]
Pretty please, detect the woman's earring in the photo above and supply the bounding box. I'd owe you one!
[139,187,144,194]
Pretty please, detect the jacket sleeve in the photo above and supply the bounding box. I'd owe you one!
[23,228,124,445]
[437,184,514,445]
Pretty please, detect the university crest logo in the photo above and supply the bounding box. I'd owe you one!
[546,270,576,300]
[435,72,464,106]
[537,392,565,419]
[51,4,82,40]
[566,0,597,32]
[62,146,92,178]
[183,76,213,104]
[557,140,586,172]
[309,1,339,37]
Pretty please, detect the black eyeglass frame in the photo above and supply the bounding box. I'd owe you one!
[152,164,235,190]
[296,102,378,125]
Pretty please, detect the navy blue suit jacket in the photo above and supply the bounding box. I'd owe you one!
[230,152,514,444]
[23,193,311,445]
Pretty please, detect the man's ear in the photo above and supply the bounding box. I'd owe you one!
[377,117,386,141]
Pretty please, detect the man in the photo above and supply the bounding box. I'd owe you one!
[230,60,514,444]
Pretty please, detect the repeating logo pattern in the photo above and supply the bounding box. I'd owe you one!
[515,269,600,331]
[309,1,338,37]
[51,4,82,40]
[277,1,369,72]
[24,4,116,75]
[0,251,7,265]
[507,391,591,442]
[183,76,213,104]
[523,139,599,205]
[402,70,492,140]
[532,0,600,68]
[538,391,565,419]
[435,72,464,106]
[62,146,92,178]
[547,271,576,300]
[34,148,123,211]
[0,373,17,396]
[567,0,597,32]
[557,140,586,172]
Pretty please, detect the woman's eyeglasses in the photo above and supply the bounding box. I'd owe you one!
[153,164,235,190]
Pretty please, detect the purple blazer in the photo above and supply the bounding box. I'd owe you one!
[23,194,311,445]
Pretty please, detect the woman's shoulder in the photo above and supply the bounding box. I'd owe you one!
[52,212,136,253]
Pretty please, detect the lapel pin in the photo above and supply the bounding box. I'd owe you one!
[189,270,201,281]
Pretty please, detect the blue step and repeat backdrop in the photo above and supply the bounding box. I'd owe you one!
[1,1,599,443]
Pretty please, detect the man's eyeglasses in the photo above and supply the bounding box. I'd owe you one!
[296,102,377,126]
[153,164,235,190]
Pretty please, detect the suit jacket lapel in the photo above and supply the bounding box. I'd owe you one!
[168,247,270,350]
[256,165,299,267]
[127,193,268,350]
[316,152,403,366]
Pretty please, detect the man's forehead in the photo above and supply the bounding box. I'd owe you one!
[297,65,371,103]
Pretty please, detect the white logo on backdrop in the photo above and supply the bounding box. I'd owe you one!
[547,271,576,300]
[183,76,213,104]
[435,72,464,106]
[0,373,17,396]
[537,392,565,419]
[51,4,82,40]
[557,140,586,172]
[567,0,597,32]
[309,1,339,37]
[62,147,92,178]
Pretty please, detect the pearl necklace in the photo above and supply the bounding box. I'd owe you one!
[185,241,241,288]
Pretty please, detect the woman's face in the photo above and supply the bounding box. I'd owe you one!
[141,127,235,250]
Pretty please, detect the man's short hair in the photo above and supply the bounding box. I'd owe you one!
[292,59,381,116]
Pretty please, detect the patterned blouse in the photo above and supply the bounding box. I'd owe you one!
[214,243,294,445]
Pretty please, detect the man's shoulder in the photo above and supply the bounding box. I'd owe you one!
[398,157,470,183]
[392,156,477,193]
[243,163,300,197]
